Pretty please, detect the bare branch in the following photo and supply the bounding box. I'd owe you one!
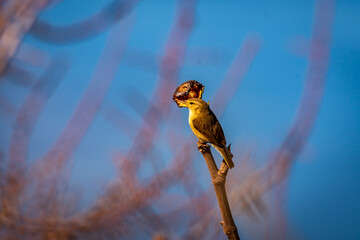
[197,141,240,240]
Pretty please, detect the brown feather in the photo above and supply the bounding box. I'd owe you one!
[192,108,226,148]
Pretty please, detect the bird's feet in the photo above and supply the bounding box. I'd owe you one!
[197,139,209,153]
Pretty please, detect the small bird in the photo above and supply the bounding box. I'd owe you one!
[180,98,234,168]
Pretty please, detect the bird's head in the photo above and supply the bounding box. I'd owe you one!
[177,98,209,112]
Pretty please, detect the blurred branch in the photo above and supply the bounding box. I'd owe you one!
[270,0,334,169]
[122,46,232,75]
[102,101,139,139]
[30,0,139,44]
[211,35,261,115]
[28,15,134,192]
[232,0,335,228]
[13,43,49,69]
[264,1,335,237]
[0,94,17,122]
[0,63,37,86]
[56,144,193,237]
[263,0,335,195]
[0,0,49,74]
[116,0,197,185]
[2,56,69,218]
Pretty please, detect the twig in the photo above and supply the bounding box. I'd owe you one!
[197,141,240,240]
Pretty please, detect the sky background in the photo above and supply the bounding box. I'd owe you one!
[1,0,360,239]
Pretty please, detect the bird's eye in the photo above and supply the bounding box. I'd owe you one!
[189,102,193,105]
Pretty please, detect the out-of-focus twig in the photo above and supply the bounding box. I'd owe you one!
[2,56,69,219]
[0,94,17,121]
[102,102,139,139]
[0,0,49,74]
[0,63,37,86]
[117,0,197,187]
[231,0,335,230]
[211,35,261,115]
[30,0,139,44]
[269,0,334,173]
[264,1,335,238]
[28,14,134,194]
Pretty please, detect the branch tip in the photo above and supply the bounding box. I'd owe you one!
[219,161,229,175]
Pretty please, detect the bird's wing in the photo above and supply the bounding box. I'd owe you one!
[192,110,226,147]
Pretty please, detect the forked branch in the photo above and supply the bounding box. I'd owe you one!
[197,141,240,240]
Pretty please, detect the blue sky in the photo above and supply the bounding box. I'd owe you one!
[1,0,360,239]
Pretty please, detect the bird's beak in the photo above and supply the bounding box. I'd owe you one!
[176,99,188,108]
[173,91,189,108]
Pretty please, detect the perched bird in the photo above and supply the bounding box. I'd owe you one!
[180,98,234,168]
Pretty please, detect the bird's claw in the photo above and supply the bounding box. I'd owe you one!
[197,140,209,153]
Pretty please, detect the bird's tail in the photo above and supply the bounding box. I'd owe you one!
[214,144,234,169]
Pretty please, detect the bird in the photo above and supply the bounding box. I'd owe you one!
[179,98,234,168]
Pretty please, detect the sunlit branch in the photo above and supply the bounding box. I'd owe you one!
[197,142,240,240]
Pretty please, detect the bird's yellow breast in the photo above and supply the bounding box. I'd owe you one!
[188,109,207,141]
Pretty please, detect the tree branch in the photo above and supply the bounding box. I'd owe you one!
[197,141,240,240]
